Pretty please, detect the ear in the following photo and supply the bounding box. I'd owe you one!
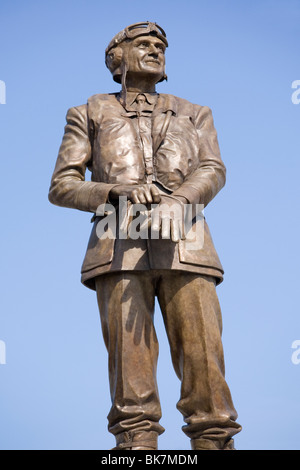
[105,46,123,72]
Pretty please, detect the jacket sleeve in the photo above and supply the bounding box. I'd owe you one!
[48,105,116,213]
[172,105,226,207]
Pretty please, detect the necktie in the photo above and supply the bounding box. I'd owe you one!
[136,94,146,116]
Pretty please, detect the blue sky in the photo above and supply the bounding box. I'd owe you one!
[0,0,299,450]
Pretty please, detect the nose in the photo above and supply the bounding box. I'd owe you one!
[148,43,160,55]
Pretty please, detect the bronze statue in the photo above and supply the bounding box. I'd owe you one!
[49,22,241,450]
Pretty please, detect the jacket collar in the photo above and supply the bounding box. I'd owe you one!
[117,92,177,116]
[155,93,177,116]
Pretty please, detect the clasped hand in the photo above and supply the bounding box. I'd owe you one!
[109,184,186,242]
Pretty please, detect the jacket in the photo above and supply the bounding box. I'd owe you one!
[49,93,226,290]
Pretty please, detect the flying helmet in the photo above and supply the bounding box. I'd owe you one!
[105,22,168,84]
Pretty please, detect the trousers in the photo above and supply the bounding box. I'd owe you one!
[95,270,241,447]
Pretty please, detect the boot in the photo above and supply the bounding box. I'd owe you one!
[191,437,235,450]
[112,430,158,450]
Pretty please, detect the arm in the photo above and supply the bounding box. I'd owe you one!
[48,105,116,213]
[172,105,226,207]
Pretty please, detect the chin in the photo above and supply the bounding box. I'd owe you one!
[141,67,164,79]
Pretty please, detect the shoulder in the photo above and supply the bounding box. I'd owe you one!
[87,92,119,106]
[65,104,88,126]
[63,93,119,129]
[159,93,210,117]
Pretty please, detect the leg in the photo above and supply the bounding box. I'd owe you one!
[156,272,241,450]
[95,271,164,449]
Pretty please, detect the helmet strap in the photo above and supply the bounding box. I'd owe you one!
[119,43,129,108]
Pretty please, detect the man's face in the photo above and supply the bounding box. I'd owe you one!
[126,35,166,79]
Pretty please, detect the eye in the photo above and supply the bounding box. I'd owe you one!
[139,42,149,48]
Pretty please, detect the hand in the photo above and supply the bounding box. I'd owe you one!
[109,184,161,205]
[150,195,186,242]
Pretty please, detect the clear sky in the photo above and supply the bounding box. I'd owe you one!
[0,0,299,450]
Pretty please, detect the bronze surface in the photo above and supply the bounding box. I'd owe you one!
[49,21,241,450]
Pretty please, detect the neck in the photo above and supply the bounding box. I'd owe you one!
[124,73,157,93]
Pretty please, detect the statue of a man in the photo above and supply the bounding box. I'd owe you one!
[49,22,241,450]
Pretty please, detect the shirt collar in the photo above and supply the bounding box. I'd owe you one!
[116,92,177,117]
[119,91,158,112]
